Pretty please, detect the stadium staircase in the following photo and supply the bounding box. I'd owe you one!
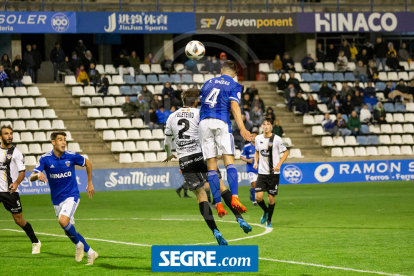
[36,83,115,168]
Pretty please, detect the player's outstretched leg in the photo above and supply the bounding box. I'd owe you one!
[13,213,41,254]
[221,189,252,234]
[223,156,247,214]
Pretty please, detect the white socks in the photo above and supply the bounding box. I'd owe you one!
[87,248,95,256]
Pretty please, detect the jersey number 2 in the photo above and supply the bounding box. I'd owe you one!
[178,119,190,139]
[205,88,220,108]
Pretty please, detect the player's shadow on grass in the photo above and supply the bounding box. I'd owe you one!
[97,263,151,271]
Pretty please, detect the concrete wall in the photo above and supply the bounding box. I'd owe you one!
[144,34,173,63]
[0,34,12,59]
[285,33,314,62]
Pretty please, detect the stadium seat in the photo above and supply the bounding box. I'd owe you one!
[103,130,115,140]
[144,152,157,162]
[119,153,132,163]
[384,103,395,112]
[312,126,325,135]
[321,136,333,146]
[13,120,25,130]
[111,142,124,152]
[151,64,163,74]
[392,124,403,133]
[175,63,184,72]
[147,75,159,84]
[141,129,152,139]
[6,109,18,119]
[323,62,334,71]
[402,134,414,144]
[378,146,390,155]
[369,125,380,133]
[159,74,170,83]
[16,144,29,154]
[120,86,131,95]
[366,146,379,156]
[406,103,414,112]
[42,143,52,154]
[282,138,292,147]
[3,87,14,96]
[136,75,147,84]
[314,115,324,124]
[95,64,104,73]
[72,87,83,96]
[323,73,333,81]
[29,143,42,154]
[310,83,320,92]
[342,114,348,122]
[343,147,355,157]
[312,73,322,81]
[182,74,193,83]
[333,136,345,146]
[115,130,128,140]
[82,87,95,96]
[65,76,77,85]
[400,61,409,71]
[331,147,343,157]
[68,143,82,152]
[108,119,120,129]
[300,83,310,92]
[204,74,215,82]
[11,98,23,107]
[348,62,356,71]
[368,135,380,145]
[378,72,388,81]
[116,97,125,105]
[315,62,324,71]
[345,136,358,146]
[127,130,140,139]
[105,65,116,74]
[334,73,344,81]
[152,129,164,139]
[268,73,279,83]
[95,119,107,129]
[140,64,151,74]
[149,141,162,151]
[301,73,312,82]
[18,109,30,119]
[354,147,367,156]
[157,152,167,162]
[91,97,104,106]
[132,153,145,162]
[380,125,392,133]
[0,98,10,108]
[388,72,399,81]
[124,141,137,152]
[112,108,124,117]
[289,149,304,158]
[401,145,413,155]
[405,114,414,122]
[303,115,315,125]
[104,97,116,106]
[16,87,27,96]
[136,141,149,151]
[34,132,47,142]
[132,118,144,128]
[28,86,40,96]
[395,104,406,113]
[31,109,44,119]
[258,63,271,73]
[391,135,402,144]
[344,72,355,81]
[379,135,391,144]
[317,104,328,113]
[356,136,369,145]
[100,108,111,117]
[385,113,394,123]
[399,72,409,81]
[193,74,204,83]
[170,74,181,83]
[119,118,132,128]
[154,85,163,95]
[25,156,37,166]
[52,120,65,129]
[21,132,33,142]
[124,75,136,84]
[88,108,100,118]
[294,62,303,72]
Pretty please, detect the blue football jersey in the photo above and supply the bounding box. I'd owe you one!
[34,150,86,205]
[200,75,242,127]
[241,143,258,174]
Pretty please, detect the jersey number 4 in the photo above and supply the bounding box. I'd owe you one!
[205,88,220,108]
[178,119,190,139]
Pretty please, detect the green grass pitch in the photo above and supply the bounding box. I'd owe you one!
[1,181,413,276]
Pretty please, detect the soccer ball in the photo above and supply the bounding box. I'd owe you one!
[185,40,205,60]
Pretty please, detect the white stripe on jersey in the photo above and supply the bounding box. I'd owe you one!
[165,108,202,159]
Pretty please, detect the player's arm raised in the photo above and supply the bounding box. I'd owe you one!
[230,101,251,141]
[85,158,95,199]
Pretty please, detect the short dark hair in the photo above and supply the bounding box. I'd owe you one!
[1,125,13,135]
[221,60,237,73]
[50,131,67,141]
[182,88,200,106]
[261,118,273,125]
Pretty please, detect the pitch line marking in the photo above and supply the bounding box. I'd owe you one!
[0,219,406,276]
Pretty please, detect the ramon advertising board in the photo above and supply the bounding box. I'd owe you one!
[196,13,297,33]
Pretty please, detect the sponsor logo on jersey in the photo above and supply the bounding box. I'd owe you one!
[6,154,12,160]
[50,165,55,168]
[65,161,71,167]
[50,171,72,179]
[260,149,270,157]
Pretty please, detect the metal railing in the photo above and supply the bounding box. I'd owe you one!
[2,0,412,13]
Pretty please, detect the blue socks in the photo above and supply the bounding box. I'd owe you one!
[208,170,221,204]
[250,188,256,202]
[226,164,238,196]
[62,222,90,252]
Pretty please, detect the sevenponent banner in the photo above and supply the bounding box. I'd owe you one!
[196,13,297,33]
[19,159,414,196]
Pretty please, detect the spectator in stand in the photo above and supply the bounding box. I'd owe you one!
[293,92,308,115]
[316,43,327,63]
[284,83,299,112]
[389,79,414,103]
[23,45,34,79]
[175,84,183,106]
[242,93,252,110]
[332,83,340,95]
[348,111,361,136]
[251,94,265,113]
[374,37,387,71]
[301,53,316,72]
[398,43,411,62]
[148,108,158,129]
[265,107,275,122]
[0,65,10,89]
[340,82,354,101]
[12,55,26,73]
[219,52,227,66]
[246,83,258,99]
[387,42,397,58]
[354,81,365,94]
[338,40,351,60]
[360,104,372,123]
[307,94,318,113]
[383,81,394,99]
[242,113,253,132]
[353,90,364,113]
[76,65,89,85]
[114,52,134,78]
[1,54,12,76]
[141,85,154,102]
[75,40,87,58]
[328,95,340,114]
[287,71,301,91]
[277,73,288,91]
[319,81,333,103]
[367,60,379,82]
[88,63,100,87]
[342,95,354,115]
[363,82,378,107]
[31,44,42,84]
[357,49,369,66]
[395,79,407,92]
[272,119,284,137]
[273,54,283,72]
[151,95,161,111]
[335,113,351,137]
[349,42,358,62]
[156,106,170,128]
[162,82,179,108]
[50,42,65,83]
[69,52,82,75]
[373,102,386,123]
[97,74,109,97]
[184,58,198,74]
[250,106,263,125]
[121,96,139,118]
[365,82,376,97]
[327,44,337,63]
[135,94,150,118]
[144,53,155,64]
[386,52,404,71]
[205,56,220,73]
[282,52,295,71]
[336,50,349,71]
[11,65,23,87]
[58,56,73,76]
[82,51,96,71]
[409,79,414,95]
[161,55,174,75]
[354,60,368,83]
[363,40,374,59]
[128,51,141,75]
[322,112,338,136]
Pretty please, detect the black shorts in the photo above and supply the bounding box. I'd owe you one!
[256,174,280,196]
[0,192,23,214]
[180,153,208,191]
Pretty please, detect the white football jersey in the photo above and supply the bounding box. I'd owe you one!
[255,134,287,175]
[0,146,25,192]
[165,107,202,159]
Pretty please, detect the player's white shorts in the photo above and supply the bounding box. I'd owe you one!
[53,197,80,225]
[248,172,258,184]
[199,118,235,160]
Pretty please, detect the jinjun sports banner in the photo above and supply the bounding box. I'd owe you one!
[19,159,414,196]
